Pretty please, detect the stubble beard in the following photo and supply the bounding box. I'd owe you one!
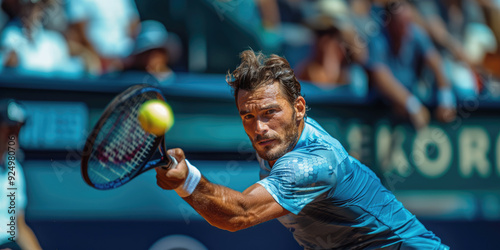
[256,112,299,162]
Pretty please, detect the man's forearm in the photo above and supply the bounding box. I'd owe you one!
[371,66,412,108]
[156,149,288,231]
[182,176,257,232]
[426,51,451,89]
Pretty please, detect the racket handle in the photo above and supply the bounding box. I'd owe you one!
[161,155,178,170]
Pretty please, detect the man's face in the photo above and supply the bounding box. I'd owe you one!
[388,2,412,39]
[141,49,169,73]
[237,81,301,162]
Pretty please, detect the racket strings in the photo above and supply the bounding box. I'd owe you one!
[87,92,158,184]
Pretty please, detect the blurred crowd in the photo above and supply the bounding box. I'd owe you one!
[0,0,180,86]
[254,0,500,129]
[1,0,500,129]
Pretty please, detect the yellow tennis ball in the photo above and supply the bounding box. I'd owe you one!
[137,100,174,136]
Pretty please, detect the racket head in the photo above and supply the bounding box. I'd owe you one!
[81,84,173,190]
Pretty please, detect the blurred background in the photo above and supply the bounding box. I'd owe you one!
[1,0,500,249]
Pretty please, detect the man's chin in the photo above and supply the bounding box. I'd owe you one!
[257,148,286,162]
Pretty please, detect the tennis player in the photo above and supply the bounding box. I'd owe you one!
[156,50,449,249]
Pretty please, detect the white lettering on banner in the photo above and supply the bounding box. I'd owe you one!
[367,122,500,179]
[347,123,362,159]
[375,124,391,169]
[459,127,491,178]
[376,125,411,177]
[411,126,452,178]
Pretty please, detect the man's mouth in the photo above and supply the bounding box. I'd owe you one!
[258,139,275,146]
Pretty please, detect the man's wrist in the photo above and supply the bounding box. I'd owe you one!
[437,87,456,108]
[406,95,423,115]
[175,159,201,197]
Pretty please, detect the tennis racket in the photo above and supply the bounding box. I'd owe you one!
[81,84,177,190]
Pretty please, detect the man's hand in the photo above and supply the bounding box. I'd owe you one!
[409,105,431,130]
[155,148,189,190]
[435,106,456,123]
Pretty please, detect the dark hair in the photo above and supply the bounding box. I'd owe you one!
[226,49,302,105]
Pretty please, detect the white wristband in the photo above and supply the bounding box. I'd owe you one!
[437,87,456,108]
[406,95,422,115]
[175,159,201,197]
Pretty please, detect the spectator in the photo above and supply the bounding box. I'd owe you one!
[114,20,181,86]
[478,0,500,51]
[0,99,42,250]
[314,0,369,64]
[64,0,140,73]
[476,0,500,79]
[0,0,84,77]
[365,1,457,129]
[297,19,367,96]
[410,0,496,98]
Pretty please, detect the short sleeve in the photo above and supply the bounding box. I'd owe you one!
[257,153,337,215]
[364,34,389,70]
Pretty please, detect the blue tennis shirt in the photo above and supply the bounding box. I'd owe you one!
[257,117,447,249]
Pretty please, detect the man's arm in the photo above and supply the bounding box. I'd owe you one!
[425,50,451,90]
[369,65,430,130]
[156,149,289,232]
[365,34,430,130]
[16,213,42,250]
[184,179,289,232]
[425,50,457,123]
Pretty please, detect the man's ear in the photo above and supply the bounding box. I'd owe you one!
[295,96,306,120]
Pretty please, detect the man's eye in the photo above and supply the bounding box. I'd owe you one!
[266,109,276,115]
[244,114,254,120]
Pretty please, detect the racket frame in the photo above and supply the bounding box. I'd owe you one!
[81,85,176,190]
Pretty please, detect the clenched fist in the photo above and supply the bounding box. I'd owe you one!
[155,148,189,190]
[435,106,456,123]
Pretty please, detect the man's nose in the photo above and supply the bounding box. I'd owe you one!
[255,119,268,135]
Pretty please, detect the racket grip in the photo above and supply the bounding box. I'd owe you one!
[161,155,178,170]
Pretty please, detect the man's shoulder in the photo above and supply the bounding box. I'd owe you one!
[300,118,348,158]
[268,118,348,174]
[268,146,339,190]
[275,145,347,172]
